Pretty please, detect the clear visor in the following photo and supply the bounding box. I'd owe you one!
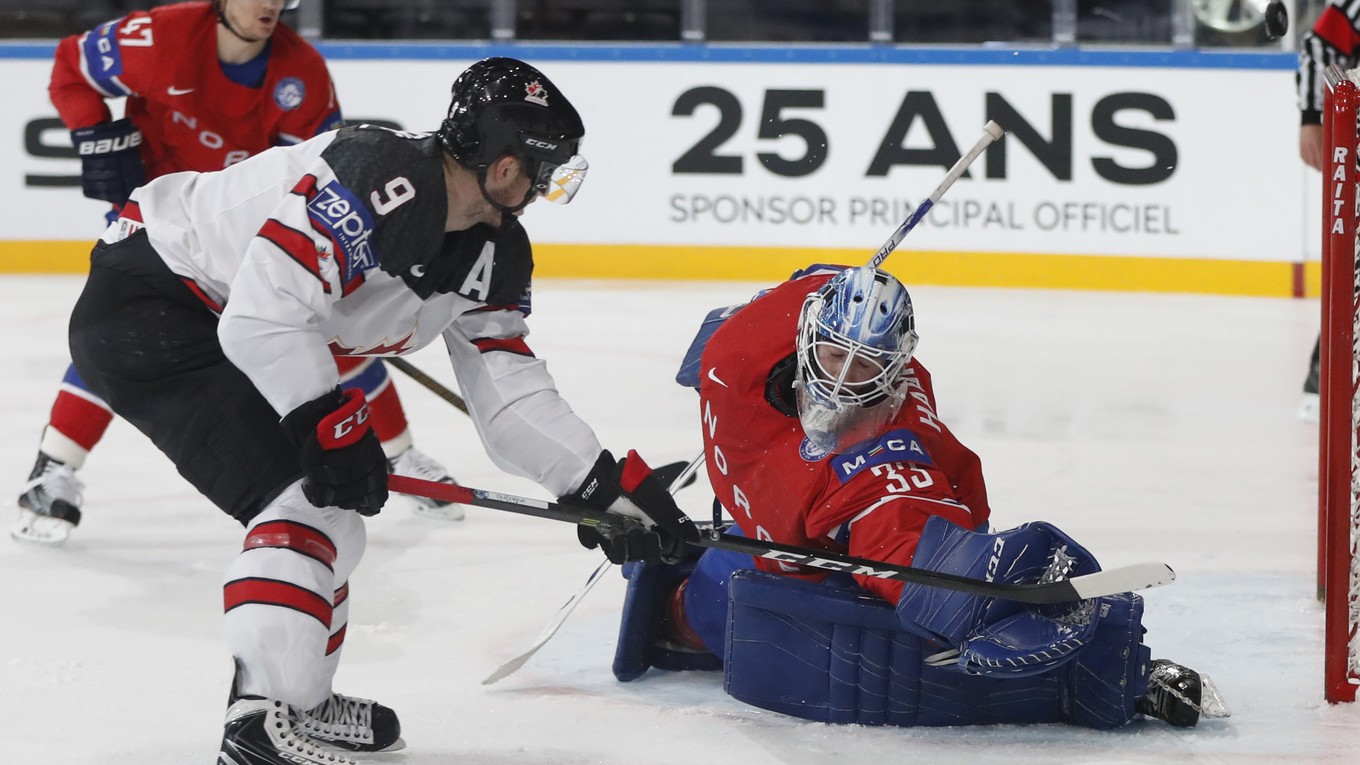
[795,385,905,454]
[533,155,589,205]
[284,0,301,10]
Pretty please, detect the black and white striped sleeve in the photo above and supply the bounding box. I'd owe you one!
[1299,0,1360,124]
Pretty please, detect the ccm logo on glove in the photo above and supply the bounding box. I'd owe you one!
[323,398,370,445]
[282,387,389,515]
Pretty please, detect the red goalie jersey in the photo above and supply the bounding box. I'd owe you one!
[49,1,342,179]
[698,273,992,604]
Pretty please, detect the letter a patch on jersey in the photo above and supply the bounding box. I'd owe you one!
[831,428,934,484]
[306,180,379,287]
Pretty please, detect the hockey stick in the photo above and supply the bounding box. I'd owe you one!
[385,357,468,414]
[389,474,1174,605]
[868,120,1005,269]
[480,452,706,684]
[481,557,612,685]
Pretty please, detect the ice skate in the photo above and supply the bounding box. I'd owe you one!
[1301,339,1320,422]
[217,697,359,765]
[1136,659,1230,727]
[12,453,83,547]
[298,691,405,752]
[389,447,465,520]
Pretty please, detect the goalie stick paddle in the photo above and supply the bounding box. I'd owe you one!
[388,474,1175,605]
[868,120,1005,269]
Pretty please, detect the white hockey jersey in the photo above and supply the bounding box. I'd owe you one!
[104,124,601,496]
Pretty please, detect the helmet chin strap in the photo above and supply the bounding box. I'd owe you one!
[476,167,537,226]
[215,1,267,43]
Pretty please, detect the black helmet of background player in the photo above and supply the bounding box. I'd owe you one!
[438,57,588,216]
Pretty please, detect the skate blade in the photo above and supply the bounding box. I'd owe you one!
[411,502,466,522]
[1198,673,1231,719]
[1299,393,1320,422]
[10,509,74,547]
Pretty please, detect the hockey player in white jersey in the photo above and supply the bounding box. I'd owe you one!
[65,57,698,764]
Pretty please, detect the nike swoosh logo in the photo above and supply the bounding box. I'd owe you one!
[707,368,728,388]
[167,86,194,96]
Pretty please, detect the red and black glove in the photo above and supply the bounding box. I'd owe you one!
[564,450,702,565]
[282,388,388,515]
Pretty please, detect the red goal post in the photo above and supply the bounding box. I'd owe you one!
[1320,65,1360,705]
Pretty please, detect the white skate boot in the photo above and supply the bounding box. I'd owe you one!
[12,453,83,546]
[388,447,465,521]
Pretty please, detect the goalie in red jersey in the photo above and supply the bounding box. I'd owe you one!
[611,264,1229,730]
[16,0,461,547]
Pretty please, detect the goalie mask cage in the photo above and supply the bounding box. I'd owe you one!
[1321,65,1360,705]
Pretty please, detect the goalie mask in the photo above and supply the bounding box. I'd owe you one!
[438,57,588,216]
[794,267,919,454]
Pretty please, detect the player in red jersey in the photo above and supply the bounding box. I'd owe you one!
[694,267,989,603]
[17,0,461,547]
[48,0,342,178]
[611,265,1226,730]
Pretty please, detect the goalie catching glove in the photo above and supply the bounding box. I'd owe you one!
[565,450,701,564]
[282,387,389,515]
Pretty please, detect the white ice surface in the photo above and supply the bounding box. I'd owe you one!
[2,274,1355,764]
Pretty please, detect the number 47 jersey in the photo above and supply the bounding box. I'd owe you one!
[696,274,993,605]
[103,125,599,494]
[49,2,342,177]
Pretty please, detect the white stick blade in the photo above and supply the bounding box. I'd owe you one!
[482,653,534,686]
[1070,562,1176,600]
[983,120,1005,140]
[481,560,612,685]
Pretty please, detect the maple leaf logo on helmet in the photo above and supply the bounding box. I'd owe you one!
[524,81,549,106]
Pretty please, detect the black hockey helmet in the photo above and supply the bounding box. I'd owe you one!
[439,57,588,208]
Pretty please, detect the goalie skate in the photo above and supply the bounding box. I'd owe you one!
[389,447,465,521]
[298,691,404,752]
[217,697,358,765]
[1136,659,1230,727]
[12,453,83,547]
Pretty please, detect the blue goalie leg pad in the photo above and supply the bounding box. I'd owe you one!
[724,570,917,725]
[612,546,723,682]
[1065,592,1150,729]
[724,570,1128,728]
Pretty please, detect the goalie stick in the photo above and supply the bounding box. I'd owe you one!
[868,120,1005,269]
[389,474,1175,605]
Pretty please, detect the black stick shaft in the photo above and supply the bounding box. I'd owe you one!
[387,474,1171,605]
[385,357,468,414]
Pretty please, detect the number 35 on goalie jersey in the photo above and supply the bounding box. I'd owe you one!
[815,428,983,603]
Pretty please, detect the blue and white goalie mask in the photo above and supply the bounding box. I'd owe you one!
[794,267,919,454]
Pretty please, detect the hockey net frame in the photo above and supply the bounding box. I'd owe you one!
[1321,65,1360,704]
